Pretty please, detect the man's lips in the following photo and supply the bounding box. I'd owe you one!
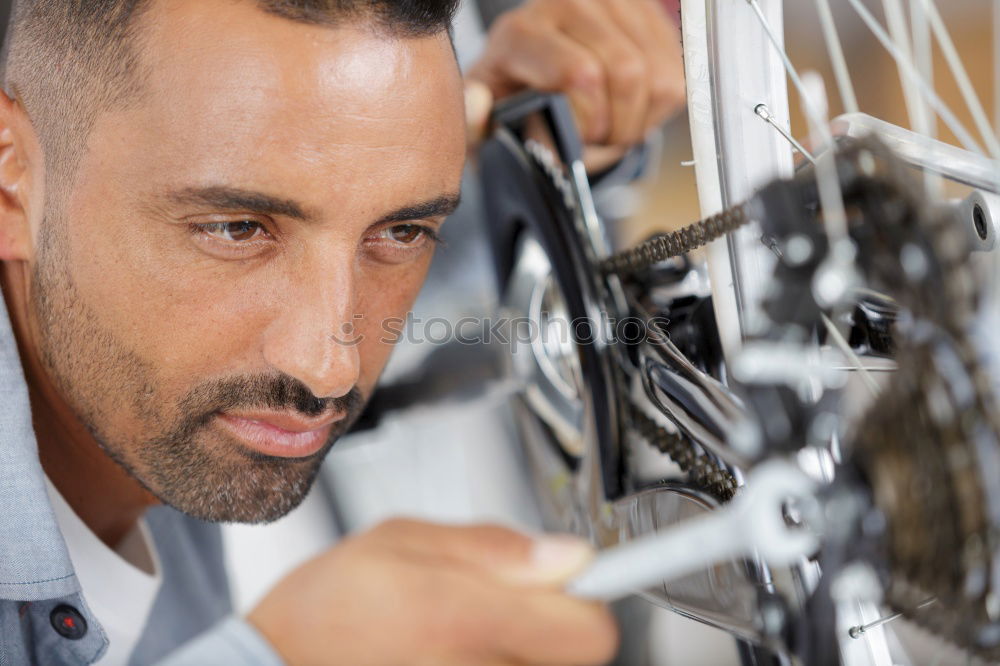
[215,409,344,458]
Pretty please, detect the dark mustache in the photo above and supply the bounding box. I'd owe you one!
[182,373,364,421]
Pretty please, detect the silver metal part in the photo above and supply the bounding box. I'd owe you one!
[832,113,1000,193]
[611,484,771,641]
[640,326,754,470]
[754,103,817,164]
[831,564,895,665]
[568,461,819,601]
[848,599,936,639]
[504,234,585,457]
[959,189,1000,252]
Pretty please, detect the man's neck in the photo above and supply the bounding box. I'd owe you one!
[2,262,157,549]
[33,392,158,549]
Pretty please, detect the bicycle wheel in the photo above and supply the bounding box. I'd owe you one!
[679,1,1000,664]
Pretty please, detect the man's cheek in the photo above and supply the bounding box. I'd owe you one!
[69,228,203,335]
[356,316,399,372]
[111,272,271,381]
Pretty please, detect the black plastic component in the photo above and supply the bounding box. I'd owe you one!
[751,176,827,331]
[656,295,726,380]
[50,604,87,640]
[489,92,584,165]
[481,93,625,499]
[848,297,897,356]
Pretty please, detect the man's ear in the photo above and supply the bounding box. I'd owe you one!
[0,90,41,262]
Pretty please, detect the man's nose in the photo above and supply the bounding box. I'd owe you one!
[261,266,362,400]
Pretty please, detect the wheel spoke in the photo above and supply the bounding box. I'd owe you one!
[909,0,946,197]
[846,0,985,155]
[882,0,933,137]
[746,0,834,150]
[754,103,817,164]
[801,72,852,262]
[995,0,1000,135]
[821,314,880,399]
[911,0,937,138]
[920,0,1000,160]
[815,0,859,115]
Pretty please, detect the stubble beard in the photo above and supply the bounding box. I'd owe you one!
[30,217,363,523]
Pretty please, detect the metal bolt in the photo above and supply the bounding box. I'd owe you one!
[784,234,814,265]
[974,203,989,241]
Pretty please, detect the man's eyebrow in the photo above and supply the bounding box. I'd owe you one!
[374,193,462,224]
[167,186,310,220]
[165,187,461,225]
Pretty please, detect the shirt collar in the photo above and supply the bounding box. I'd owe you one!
[0,290,80,600]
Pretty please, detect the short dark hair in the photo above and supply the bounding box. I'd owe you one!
[2,0,458,181]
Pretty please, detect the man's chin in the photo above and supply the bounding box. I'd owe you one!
[135,425,337,524]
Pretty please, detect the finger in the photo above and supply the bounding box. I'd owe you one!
[606,0,686,132]
[583,144,630,175]
[468,13,611,144]
[367,519,594,587]
[465,79,494,147]
[551,0,650,146]
[626,0,687,128]
[491,591,620,665]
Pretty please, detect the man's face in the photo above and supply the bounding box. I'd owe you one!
[27,0,466,522]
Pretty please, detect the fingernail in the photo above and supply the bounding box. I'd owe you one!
[531,534,594,576]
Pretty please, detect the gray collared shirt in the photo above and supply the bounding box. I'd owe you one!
[0,292,283,665]
[0,4,493,662]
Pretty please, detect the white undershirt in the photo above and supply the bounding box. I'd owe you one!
[44,477,163,666]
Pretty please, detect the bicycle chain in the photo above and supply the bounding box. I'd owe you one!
[628,403,738,502]
[599,203,751,275]
[522,142,740,505]
[603,206,750,501]
[524,139,576,212]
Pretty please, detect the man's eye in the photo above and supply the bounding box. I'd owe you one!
[385,224,436,245]
[199,221,266,242]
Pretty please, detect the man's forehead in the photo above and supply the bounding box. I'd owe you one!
[81,0,466,221]
[141,0,456,104]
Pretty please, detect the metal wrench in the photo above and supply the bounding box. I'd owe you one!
[568,461,820,601]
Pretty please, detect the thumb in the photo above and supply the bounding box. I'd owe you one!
[446,529,593,587]
[504,533,596,587]
[370,520,594,587]
[464,78,494,148]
